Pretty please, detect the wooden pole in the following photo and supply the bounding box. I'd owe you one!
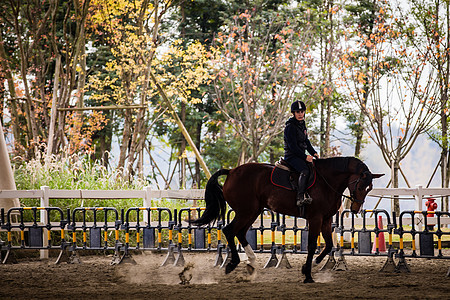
[426,158,441,188]
[57,105,145,111]
[47,55,61,156]
[149,71,211,179]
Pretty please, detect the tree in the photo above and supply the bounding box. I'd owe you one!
[0,0,106,160]
[151,39,216,187]
[404,0,450,211]
[0,0,58,156]
[304,0,345,158]
[212,10,315,163]
[339,1,440,214]
[343,0,380,158]
[86,0,173,180]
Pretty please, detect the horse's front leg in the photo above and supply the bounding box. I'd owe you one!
[314,218,333,265]
[301,238,317,283]
[302,228,322,283]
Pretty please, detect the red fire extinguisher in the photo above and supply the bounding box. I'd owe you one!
[425,197,438,230]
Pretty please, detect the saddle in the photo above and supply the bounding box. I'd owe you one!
[271,158,316,191]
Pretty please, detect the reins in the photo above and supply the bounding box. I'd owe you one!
[312,160,364,204]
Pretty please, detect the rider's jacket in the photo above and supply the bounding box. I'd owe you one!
[283,117,317,163]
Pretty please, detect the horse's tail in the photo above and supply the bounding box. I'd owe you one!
[191,169,229,226]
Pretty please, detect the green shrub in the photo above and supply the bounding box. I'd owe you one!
[12,152,196,221]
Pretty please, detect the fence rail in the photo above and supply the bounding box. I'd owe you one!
[0,185,448,204]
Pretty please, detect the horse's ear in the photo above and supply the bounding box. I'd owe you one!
[372,173,384,179]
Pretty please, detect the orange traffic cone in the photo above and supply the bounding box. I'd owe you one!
[372,215,387,253]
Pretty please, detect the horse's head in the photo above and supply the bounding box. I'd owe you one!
[348,168,384,213]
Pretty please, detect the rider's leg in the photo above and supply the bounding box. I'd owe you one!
[297,169,312,206]
[285,157,312,206]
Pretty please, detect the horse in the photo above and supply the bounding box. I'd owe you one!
[192,156,383,283]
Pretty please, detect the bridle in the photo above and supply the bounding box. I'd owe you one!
[314,162,371,205]
[347,171,372,204]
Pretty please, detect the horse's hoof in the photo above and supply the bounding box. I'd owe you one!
[304,278,315,284]
[246,263,255,275]
[225,262,238,274]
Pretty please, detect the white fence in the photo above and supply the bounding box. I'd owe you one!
[368,186,450,211]
[0,185,448,210]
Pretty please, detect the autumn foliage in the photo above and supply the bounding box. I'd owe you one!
[0,0,448,202]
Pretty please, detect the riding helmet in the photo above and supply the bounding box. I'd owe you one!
[291,100,306,112]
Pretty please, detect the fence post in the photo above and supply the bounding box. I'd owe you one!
[143,186,152,225]
[40,186,49,259]
[415,185,423,212]
[414,185,424,251]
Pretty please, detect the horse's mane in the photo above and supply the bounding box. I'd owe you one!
[314,156,369,174]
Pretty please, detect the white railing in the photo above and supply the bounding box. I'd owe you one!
[369,186,450,211]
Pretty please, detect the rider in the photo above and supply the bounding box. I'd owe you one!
[284,100,319,207]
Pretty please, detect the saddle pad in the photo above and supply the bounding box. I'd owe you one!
[270,166,316,191]
[271,167,295,190]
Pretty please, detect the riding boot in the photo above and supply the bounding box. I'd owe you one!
[296,172,312,207]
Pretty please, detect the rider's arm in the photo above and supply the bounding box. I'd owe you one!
[305,138,318,158]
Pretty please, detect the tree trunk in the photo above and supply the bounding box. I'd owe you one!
[194,119,202,188]
[354,46,371,158]
[323,0,334,158]
[14,23,39,155]
[126,107,145,181]
[354,111,364,158]
[118,110,133,171]
[55,71,71,151]
[324,95,331,157]
[76,27,86,111]
[445,153,449,212]
[441,112,449,211]
[0,31,21,152]
[180,101,186,189]
[392,159,400,215]
[320,97,325,157]
[98,119,113,167]
[441,0,450,212]
[237,142,247,166]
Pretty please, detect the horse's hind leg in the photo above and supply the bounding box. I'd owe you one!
[236,230,257,275]
[222,221,240,274]
[315,218,333,265]
[235,217,259,271]
[223,211,260,274]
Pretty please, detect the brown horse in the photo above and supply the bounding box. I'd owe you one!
[192,157,383,283]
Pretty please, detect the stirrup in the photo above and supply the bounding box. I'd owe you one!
[296,196,312,206]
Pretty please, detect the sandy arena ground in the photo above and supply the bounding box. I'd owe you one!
[1,250,449,299]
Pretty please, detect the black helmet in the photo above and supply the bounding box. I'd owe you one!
[291,100,306,112]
